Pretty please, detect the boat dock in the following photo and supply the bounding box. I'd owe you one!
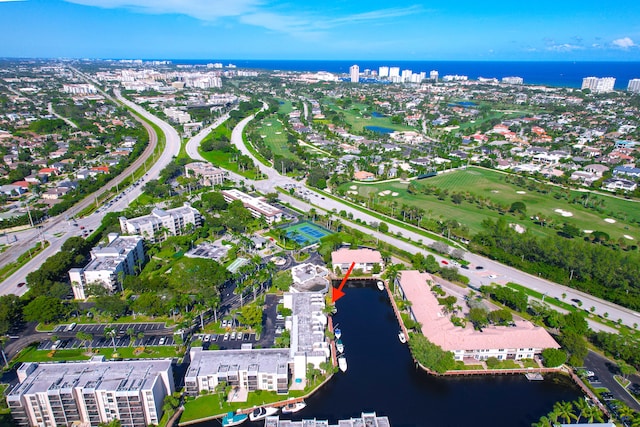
[265,411,390,427]
[525,372,544,381]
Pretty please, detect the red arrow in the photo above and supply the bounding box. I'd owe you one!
[332,262,355,303]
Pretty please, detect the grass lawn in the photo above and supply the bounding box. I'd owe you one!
[199,149,261,180]
[520,359,540,368]
[505,282,580,313]
[340,166,640,241]
[488,360,521,369]
[181,389,306,423]
[256,117,299,160]
[453,362,485,370]
[323,101,415,133]
[277,99,294,115]
[11,345,183,366]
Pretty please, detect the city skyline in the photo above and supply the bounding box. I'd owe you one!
[1,0,640,61]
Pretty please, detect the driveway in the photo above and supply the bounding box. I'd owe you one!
[584,350,640,412]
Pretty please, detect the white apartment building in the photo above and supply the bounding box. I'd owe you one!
[163,107,191,124]
[582,76,616,93]
[628,78,640,93]
[221,189,283,224]
[119,202,202,241]
[69,233,144,299]
[184,162,227,186]
[62,84,97,94]
[430,70,439,82]
[389,67,400,78]
[442,75,468,82]
[379,66,390,78]
[7,357,174,427]
[184,348,290,396]
[502,76,524,85]
[331,248,384,274]
[401,69,413,82]
[349,64,360,83]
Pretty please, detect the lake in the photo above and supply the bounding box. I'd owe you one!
[365,125,395,134]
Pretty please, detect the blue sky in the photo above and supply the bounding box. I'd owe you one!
[1,0,640,60]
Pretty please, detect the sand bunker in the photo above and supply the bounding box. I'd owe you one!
[266,123,272,126]
[261,135,267,138]
[516,191,526,194]
[349,185,358,190]
[604,218,616,223]
[392,192,399,196]
[275,131,282,134]
[347,190,358,195]
[378,190,392,196]
[510,223,526,234]
[554,209,574,217]
[624,235,634,240]
[491,190,499,193]
[584,230,593,234]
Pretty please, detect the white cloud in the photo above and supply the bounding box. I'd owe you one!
[546,43,583,52]
[612,37,635,49]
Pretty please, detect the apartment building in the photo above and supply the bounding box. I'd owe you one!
[581,77,616,93]
[119,202,202,241]
[628,79,640,93]
[220,189,283,224]
[69,233,144,299]
[349,65,359,83]
[7,357,174,427]
[395,270,560,363]
[184,347,290,396]
[184,162,228,186]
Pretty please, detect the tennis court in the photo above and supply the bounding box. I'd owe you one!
[283,221,333,245]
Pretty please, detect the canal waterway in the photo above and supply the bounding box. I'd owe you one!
[196,281,582,427]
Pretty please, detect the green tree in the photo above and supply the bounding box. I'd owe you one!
[238,304,263,330]
[0,295,23,335]
[541,348,567,367]
[23,296,65,324]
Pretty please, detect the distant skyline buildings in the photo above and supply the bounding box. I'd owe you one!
[349,64,359,83]
[628,79,640,93]
[581,76,616,93]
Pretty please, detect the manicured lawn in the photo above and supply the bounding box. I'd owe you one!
[520,359,540,368]
[488,360,521,369]
[11,345,183,366]
[256,117,298,160]
[323,100,415,133]
[199,149,260,180]
[181,389,306,423]
[453,362,484,370]
[340,166,640,240]
[277,99,294,115]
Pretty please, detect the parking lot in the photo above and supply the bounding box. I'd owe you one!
[195,332,257,350]
[54,323,171,336]
[39,333,175,351]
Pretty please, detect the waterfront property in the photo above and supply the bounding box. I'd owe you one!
[290,263,330,293]
[7,356,174,427]
[184,162,228,186]
[221,189,283,224]
[68,233,145,299]
[283,221,333,245]
[395,270,560,362]
[331,248,383,274]
[184,347,291,396]
[119,202,203,241]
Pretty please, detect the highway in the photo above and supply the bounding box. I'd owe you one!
[0,90,181,296]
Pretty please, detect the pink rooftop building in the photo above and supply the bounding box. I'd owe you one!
[396,270,559,362]
[331,247,383,274]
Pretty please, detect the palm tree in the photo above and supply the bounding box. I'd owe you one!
[553,401,576,425]
[573,398,589,423]
[126,328,137,347]
[583,405,604,423]
[533,416,553,427]
[104,327,117,352]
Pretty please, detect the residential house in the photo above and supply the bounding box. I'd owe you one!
[331,247,383,274]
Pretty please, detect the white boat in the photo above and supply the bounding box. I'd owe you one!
[335,339,344,354]
[377,280,385,291]
[338,355,348,372]
[221,411,247,427]
[281,401,306,414]
[248,406,278,421]
[334,328,341,339]
[398,331,406,344]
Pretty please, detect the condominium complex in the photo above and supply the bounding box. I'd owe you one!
[221,189,283,224]
[349,65,360,83]
[581,76,616,93]
[331,247,384,274]
[69,233,145,299]
[430,70,439,82]
[62,84,97,94]
[7,357,174,427]
[379,66,389,78]
[184,162,228,186]
[119,202,202,241]
[628,78,640,93]
[184,347,290,396]
[395,270,560,362]
[502,76,524,85]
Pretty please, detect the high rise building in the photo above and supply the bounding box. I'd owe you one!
[628,79,640,93]
[582,76,616,93]
[430,70,439,82]
[379,66,389,77]
[349,64,359,83]
[389,67,400,78]
[502,76,524,85]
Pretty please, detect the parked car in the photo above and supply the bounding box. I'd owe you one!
[158,337,166,345]
[223,332,230,341]
[230,331,236,340]
[203,335,210,342]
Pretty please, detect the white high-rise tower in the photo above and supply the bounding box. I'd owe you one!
[350,64,360,83]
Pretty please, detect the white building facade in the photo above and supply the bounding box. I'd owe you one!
[119,203,202,241]
[221,189,283,224]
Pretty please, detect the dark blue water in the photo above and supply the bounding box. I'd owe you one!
[371,112,385,118]
[163,59,640,89]
[365,126,395,134]
[194,284,582,427]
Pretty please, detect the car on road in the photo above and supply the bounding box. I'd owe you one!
[441,260,449,265]
[17,282,26,287]
[475,266,484,270]
[488,274,498,279]
[461,265,469,270]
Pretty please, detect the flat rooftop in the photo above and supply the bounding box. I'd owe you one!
[186,347,290,379]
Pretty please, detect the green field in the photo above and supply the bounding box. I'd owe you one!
[11,345,183,366]
[277,99,294,115]
[199,149,261,180]
[256,117,298,160]
[322,101,415,133]
[340,167,640,241]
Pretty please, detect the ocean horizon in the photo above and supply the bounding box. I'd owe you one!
[156,59,640,90]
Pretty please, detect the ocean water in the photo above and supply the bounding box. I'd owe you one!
[169,59,640,89]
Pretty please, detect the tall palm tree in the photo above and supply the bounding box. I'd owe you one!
[104,327,117,352]
[573,398,589,423]
[553,401,576,425]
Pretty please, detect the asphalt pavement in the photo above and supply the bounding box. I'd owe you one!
[584,350,640,412]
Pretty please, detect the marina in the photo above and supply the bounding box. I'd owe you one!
[264,412,390,427]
